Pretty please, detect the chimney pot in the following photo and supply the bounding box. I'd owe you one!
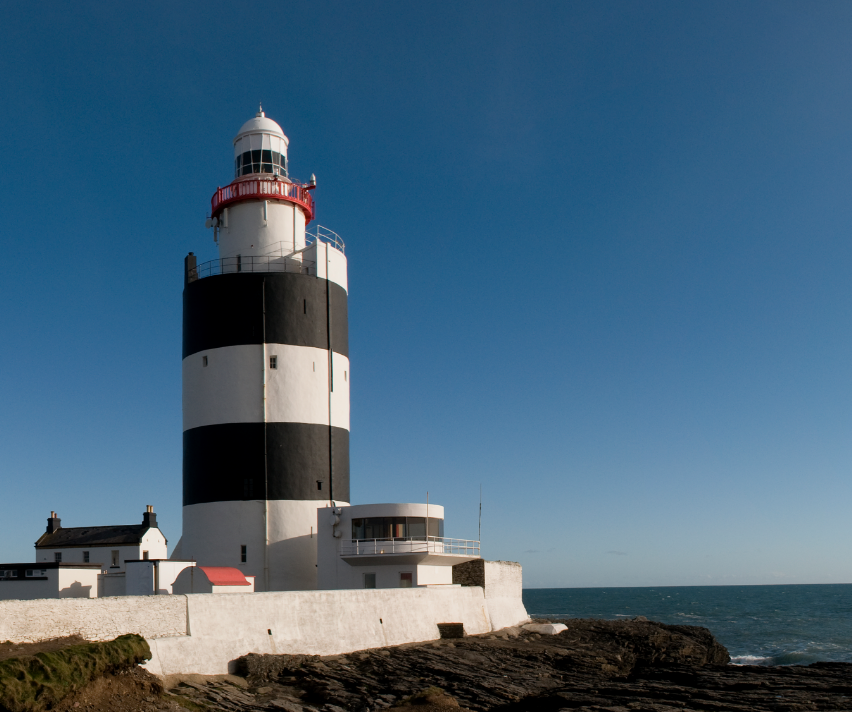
[46,513,61,534]
[142,507,157,529]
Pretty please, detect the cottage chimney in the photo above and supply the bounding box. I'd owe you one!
[46,511,61,534]
[142,505,157,529]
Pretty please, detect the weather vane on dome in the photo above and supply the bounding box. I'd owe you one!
[257,102,264,117]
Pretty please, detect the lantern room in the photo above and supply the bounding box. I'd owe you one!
[233,106,289,179]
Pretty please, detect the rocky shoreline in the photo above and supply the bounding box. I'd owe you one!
[170,618,852,711]
[8,619,852,711]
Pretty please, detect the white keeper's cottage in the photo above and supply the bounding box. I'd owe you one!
[34,507,167,572]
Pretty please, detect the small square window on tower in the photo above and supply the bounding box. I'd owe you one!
[54,552,62,563]
[316,480,323,491]
[269,355,278,369]
[400,572,413,588]
[202,355,208,367]
[240,545,247,563]
[364,573,376,589]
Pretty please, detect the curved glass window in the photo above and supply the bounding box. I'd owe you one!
[235,149,287,178]
[351,517,444,540]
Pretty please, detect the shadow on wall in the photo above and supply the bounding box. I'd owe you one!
[267,533,318,592]
[60,581,93,598]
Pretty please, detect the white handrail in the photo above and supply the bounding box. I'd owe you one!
[338,537,480,557]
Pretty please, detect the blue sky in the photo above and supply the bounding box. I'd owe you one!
[1,2,851,588]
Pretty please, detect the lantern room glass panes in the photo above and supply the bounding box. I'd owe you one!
[351,517,444,541]
[234,134,288,178]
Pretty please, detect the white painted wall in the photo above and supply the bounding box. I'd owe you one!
[0,567,101,601]
[183,345,262,430]
[0,579,528,676]
[98,573,126,597]
[416,565,454,586]
[36,530,167,573]
[305,240,348,293]
[478,561,530,631]
[183,345,349,431]
[181,500,349,592]
[0,595,188,642]
[57,568,100,598]
[218,200,307,260]
[145,586,495,676]
[126,560,196,596]
[181,500,265,581]
[155,561,197,595]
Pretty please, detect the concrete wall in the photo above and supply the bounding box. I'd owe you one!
[98,574,126,598]
[452,560,528,631]
[144,586,495,676]
[0,595,188,643]
[126,560,196,596]
[417,565,453,586]
[0,576,528,676]
[0,568,100,601]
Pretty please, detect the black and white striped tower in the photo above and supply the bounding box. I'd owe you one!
[178,107,350,592]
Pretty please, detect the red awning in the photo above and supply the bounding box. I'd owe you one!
[198,566,251,586]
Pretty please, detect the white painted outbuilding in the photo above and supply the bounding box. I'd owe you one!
[317,503,480,590]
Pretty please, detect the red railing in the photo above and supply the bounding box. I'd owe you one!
[211,178,314,223]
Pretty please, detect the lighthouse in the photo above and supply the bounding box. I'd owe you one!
[177,107,350,592]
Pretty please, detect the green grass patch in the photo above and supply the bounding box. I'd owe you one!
[0,634,150,712]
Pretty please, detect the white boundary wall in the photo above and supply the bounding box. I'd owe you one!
[479,561,528,631]
[0,585,529,676]
[0,596,188,643]
[145,586,501,676]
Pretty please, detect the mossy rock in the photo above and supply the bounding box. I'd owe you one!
[0,634,150,712]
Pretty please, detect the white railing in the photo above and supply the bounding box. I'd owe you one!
[306,225,345,254]
[193,254,316,280]
[339,537,480,557]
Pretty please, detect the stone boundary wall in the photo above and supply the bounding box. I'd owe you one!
[0,595,188,643]
[452,559,486,587]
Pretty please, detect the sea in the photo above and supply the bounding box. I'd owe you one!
[523,584,852,666]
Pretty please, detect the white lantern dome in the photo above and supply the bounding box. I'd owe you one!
[233,105,290,179]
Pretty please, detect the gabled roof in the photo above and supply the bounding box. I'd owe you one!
[35,525,159,549]
[198,566,251,586]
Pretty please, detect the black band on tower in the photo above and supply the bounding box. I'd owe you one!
[183,422,350,505]
[183,272,349,359]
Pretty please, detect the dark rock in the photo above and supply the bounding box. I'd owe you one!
[160,619,852,711]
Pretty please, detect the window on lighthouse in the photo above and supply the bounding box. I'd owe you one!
[236,148,287,178]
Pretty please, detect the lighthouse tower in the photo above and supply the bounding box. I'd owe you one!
[179,108,350,592]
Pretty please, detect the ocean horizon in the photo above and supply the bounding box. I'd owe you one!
[522,583,852,666]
